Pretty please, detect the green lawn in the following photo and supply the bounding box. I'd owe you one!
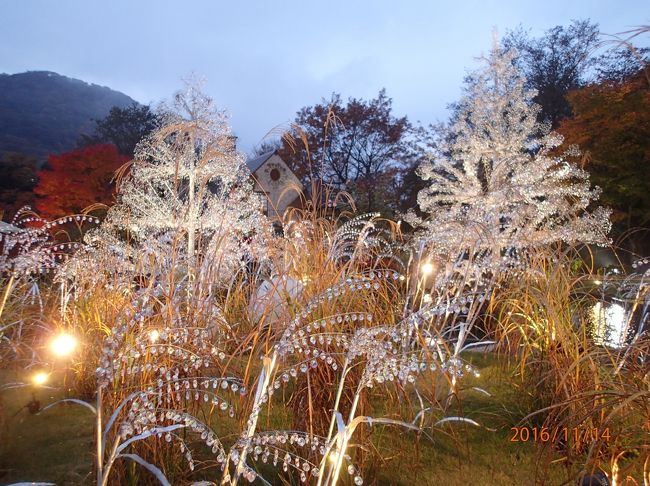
[0,369,95,485]
[365,353,571,485]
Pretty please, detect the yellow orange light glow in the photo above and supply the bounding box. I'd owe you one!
[328,449,340,464]
[50,333,77,357]
[149,329,160,343]
[421,262,434,276]
[32,371,48,385]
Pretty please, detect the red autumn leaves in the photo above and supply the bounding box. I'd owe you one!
[34,144,128,219]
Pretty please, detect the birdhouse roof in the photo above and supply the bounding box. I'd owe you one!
[246,150,275,174]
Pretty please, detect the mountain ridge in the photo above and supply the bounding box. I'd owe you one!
[0,70,137,162]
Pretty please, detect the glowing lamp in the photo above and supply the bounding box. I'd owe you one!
[50,333,77,357]
[32,371,48,385]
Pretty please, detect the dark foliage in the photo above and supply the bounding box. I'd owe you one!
[0,152,37,219]
[79,103,161,156]
[279,89,412,214]
[503,20,600,127]
[558,66,650,251]
[0,71,135,162]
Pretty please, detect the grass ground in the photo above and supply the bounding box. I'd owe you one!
[0,354,643,485]
[366,352,570,485]
[0,369,95,484]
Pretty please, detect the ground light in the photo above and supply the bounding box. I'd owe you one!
[50,332,78,357]
[32,371,48,385]
[26,371,49,414]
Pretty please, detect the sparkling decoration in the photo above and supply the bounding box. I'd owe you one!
[398,43,612,374]
[95,291,241,473]
[0,206,96,277]
[407,44,610,275]
[326,213,405,267]
[64,81,270,291]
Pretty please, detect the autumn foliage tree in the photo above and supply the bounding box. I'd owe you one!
[278,89,411,213]
[558,64,650,242]
[34,144,128,219]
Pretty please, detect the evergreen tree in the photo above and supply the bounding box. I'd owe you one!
[79,103,161,156]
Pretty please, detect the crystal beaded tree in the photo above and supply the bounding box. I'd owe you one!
[405,43,611,373]
[413,44,610,263]
[84,81,269,290]
[47,83,273,485]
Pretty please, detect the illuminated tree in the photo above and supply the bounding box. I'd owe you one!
[412,44,611,270]
[88,83,269,283]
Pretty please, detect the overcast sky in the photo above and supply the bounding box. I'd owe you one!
[1,1,647,153]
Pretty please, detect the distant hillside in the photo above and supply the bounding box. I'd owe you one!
[0,71,136,162]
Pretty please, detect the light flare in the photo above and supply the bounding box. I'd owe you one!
[32,371,48,385]
[149,329,160,343]
[50,332,77,357]
[420,262,434,276]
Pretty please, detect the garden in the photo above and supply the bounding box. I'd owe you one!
[0,45,648,486]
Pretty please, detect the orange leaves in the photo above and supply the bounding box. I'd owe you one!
[557,71,650,230]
